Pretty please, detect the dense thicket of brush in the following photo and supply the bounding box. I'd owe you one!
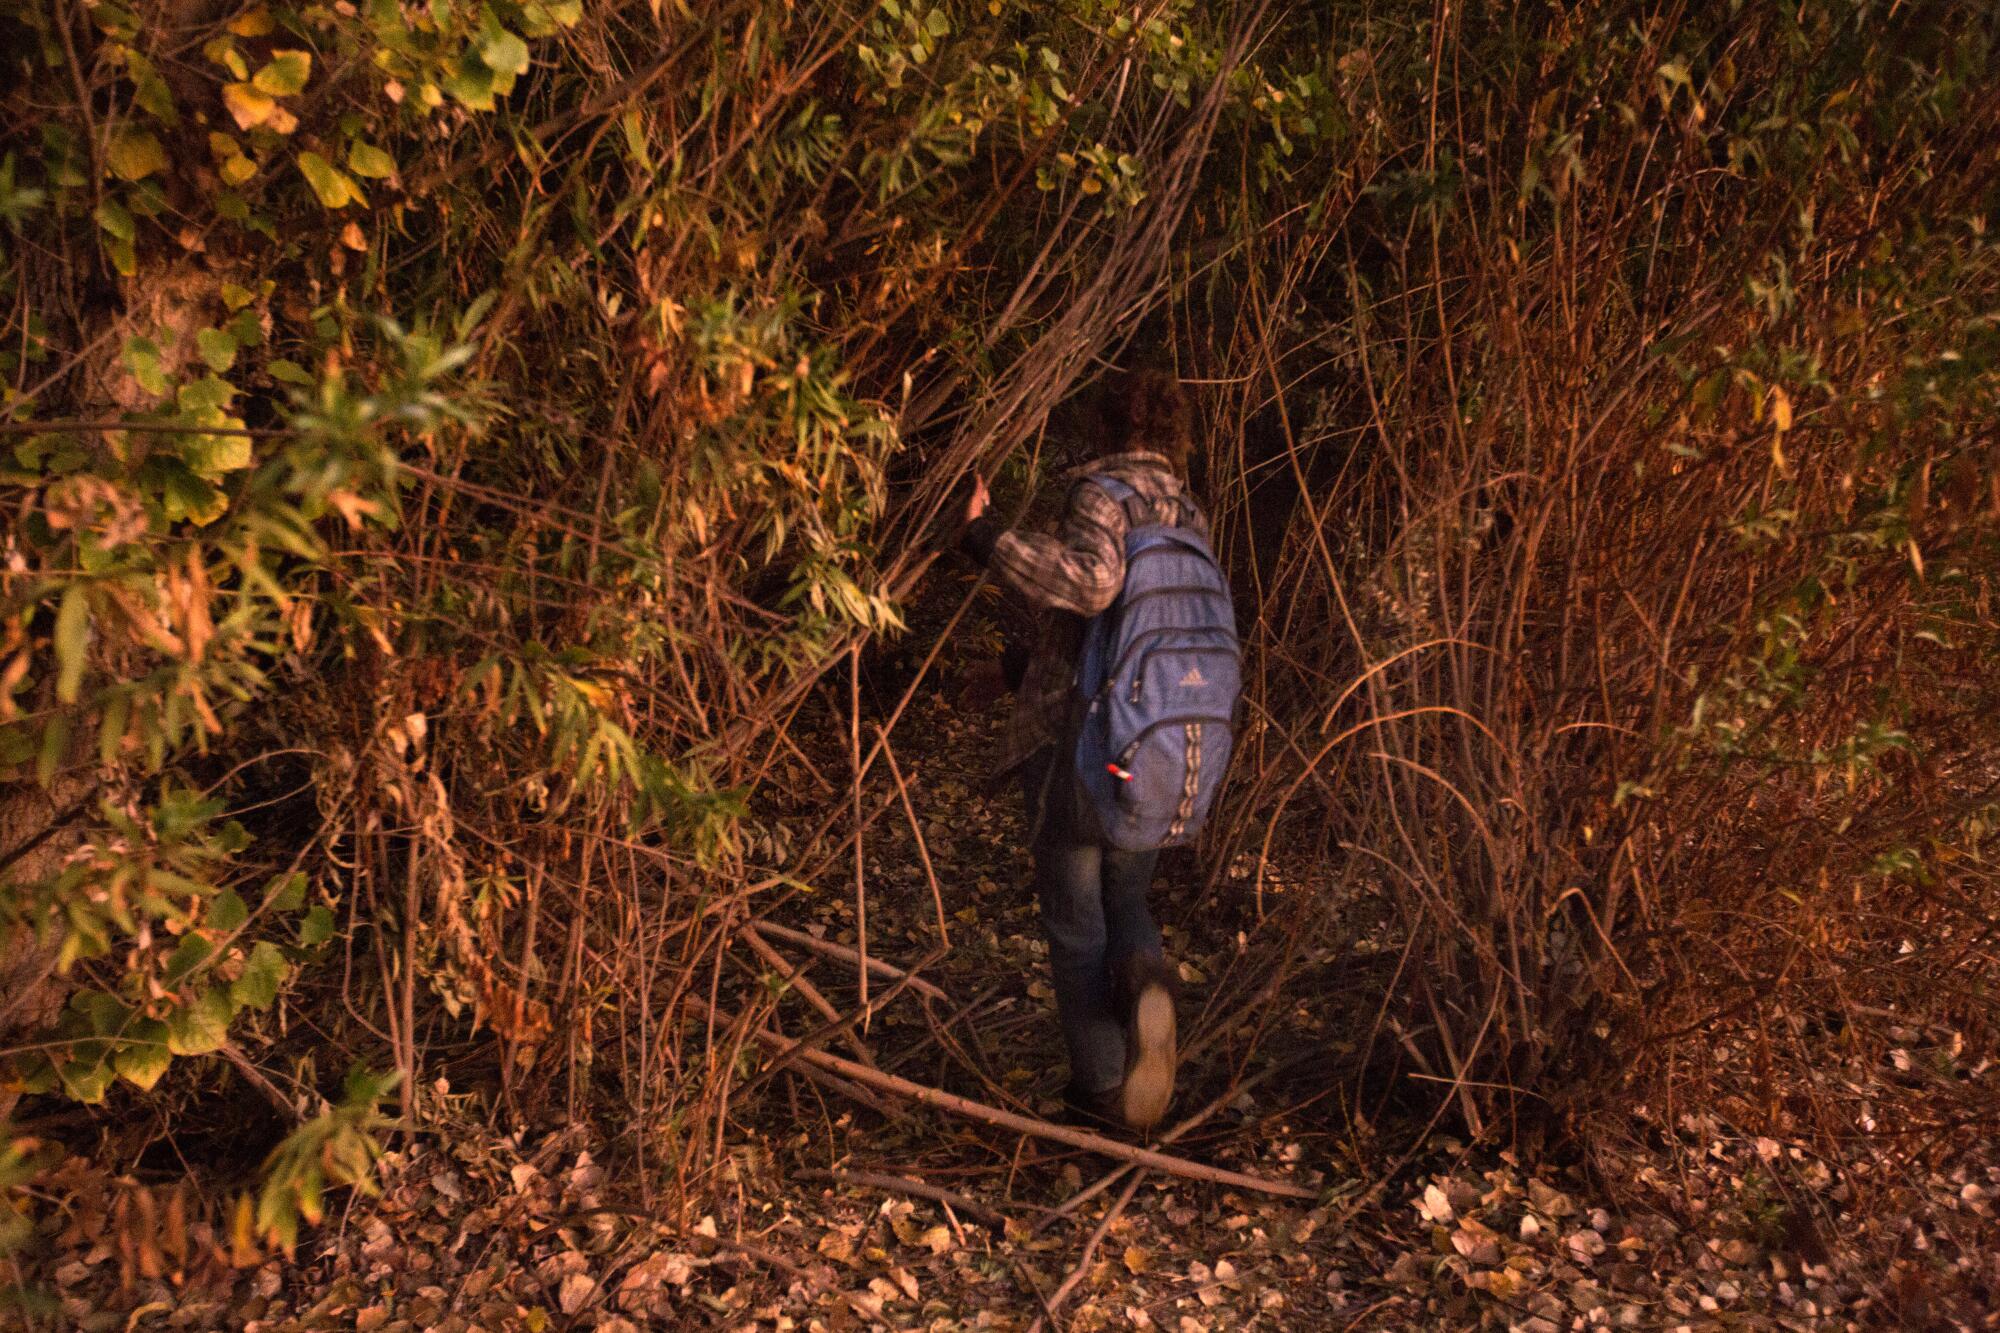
[2,0,1995,1252]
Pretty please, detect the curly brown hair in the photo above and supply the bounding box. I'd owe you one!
[1098,368,1192,473]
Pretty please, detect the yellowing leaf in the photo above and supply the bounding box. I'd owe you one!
[346,141,397,178]
[252,49,313,97]
[54,583,90,703]
[228,7,274,35]
[197,327,238,373]
[1770,385,1793,432]
[220,152,258,186]
[107,129,169,181]
[114,1020,173,1091]
[296,151,362,209]
[223,81,277,130]
[1122,1245,1151,1274]
[166,988,235,1055]
[480,26,531,77]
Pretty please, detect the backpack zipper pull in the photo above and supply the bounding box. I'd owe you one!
[1105,763,1135,783]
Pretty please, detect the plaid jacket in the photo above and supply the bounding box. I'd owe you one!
[965,450,1209,780]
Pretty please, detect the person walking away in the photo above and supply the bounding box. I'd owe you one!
[957,370,1240,1131]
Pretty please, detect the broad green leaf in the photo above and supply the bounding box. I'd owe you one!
[107,128,169,180]
[210,888,249,933]
[265,872,306,912]
[165,987,235,1055]
[121,334,168,394]
[296,151,361,209]
[268,358,315,386]
[164,933,213,985]
[58,1055,116,1104]
[299,904,335,947]
[96,199,136,241]
[479,26,531,77]
[128,52,178,123]
[54,583,90,703]
[114,1020,173,1091]
[177,374,236,414]
[444,54,497,110]
[346,142,396,178]
[252,49,313,97]
[72,989,129,1034]
[232,941,289,1011]
[184,431,253,478]
[197,327,238,373]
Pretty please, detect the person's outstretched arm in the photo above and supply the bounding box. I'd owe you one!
[960,476,1127,616]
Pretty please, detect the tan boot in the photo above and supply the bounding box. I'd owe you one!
[1118,954,1177,1131]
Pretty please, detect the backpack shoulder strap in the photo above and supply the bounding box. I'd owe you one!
[1087,472,1203,542]
[1085,472,1137,504]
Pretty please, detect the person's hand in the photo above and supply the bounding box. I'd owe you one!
[965,474,990,523]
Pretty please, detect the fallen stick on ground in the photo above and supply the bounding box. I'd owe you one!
[1029,1170,1144,1333]
[1044,1047,1324,1228]
[749,922,950,1002]
[730,1014,1316,1200]
[739,925,879,1068]
[795,1166,1010,1227]
[723,954,939,1108]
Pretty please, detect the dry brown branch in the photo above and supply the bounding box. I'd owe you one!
[723,1011,1316,1199]
[1027,1170,1145,1333]
[747,923,950,1003]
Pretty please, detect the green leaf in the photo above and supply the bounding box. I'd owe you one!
[299,904,335,947]
[58,1055,116,1104]
[346,142,396,178]
[231,941,289,1011]
[197,327,238,373]
[252,49,313,97]
[177,374,237,414]
[210,888,249,933]
[164,934,213,985]
[443,54,497,110]
[54,583,90,704]
[166,987,235,1055]
[98,688,130,764]
[296,151,361,209]
[128,52,179,124]
[266,871,306,912]
[95,197,135,241]
[479,25,531,77]
[114,1020,173,1091]
[268,358,315,386]
[36,714,69,786]
[121,335,167,394]
[184,431,253,478]
[107,128,169,181]
[72,990,129,1034]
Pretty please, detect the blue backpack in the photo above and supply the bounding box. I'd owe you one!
[1072,474,1241,852]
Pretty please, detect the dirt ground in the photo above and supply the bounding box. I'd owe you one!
[13,693,2000,1331]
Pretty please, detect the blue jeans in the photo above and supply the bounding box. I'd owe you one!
[1022,751,1165,1095]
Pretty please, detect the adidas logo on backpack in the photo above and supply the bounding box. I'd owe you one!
[1073,474,1242,853]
